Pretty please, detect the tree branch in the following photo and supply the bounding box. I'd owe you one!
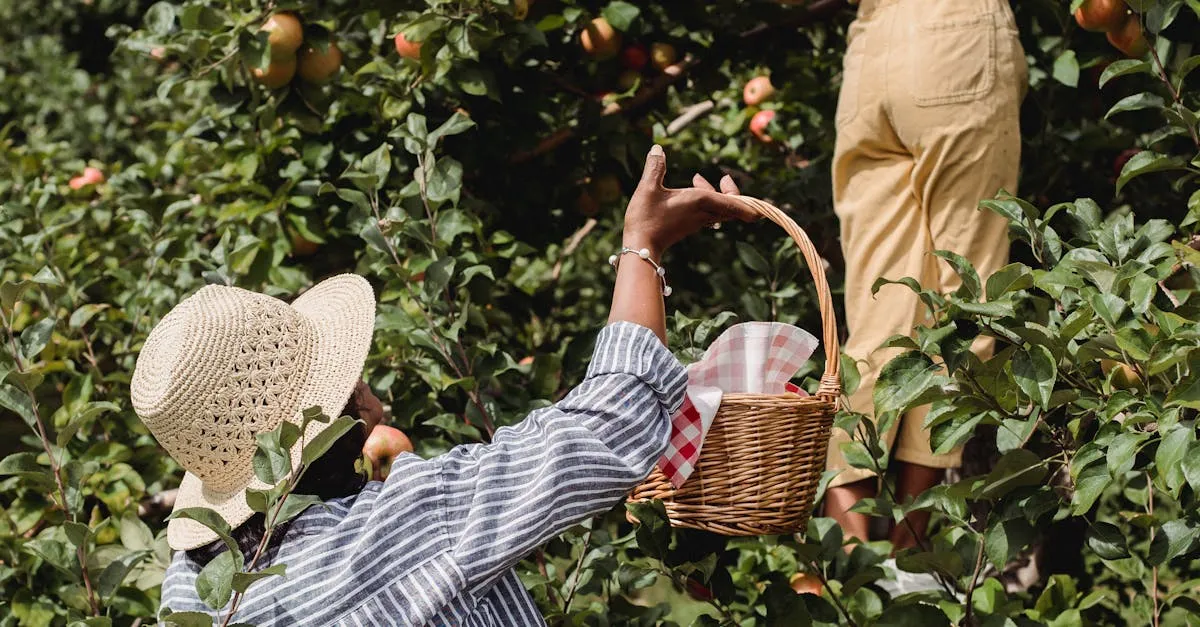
[510,56,698,164]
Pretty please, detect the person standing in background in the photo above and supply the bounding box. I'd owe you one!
[824,0,1027,556]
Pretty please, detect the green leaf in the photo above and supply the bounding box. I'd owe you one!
[1148,519,1198,565]
[1155,426,1192,494]
[252,429,293,486]
[933,250,981,300]
[1100,59,1153,87]
[19,318,55,361]
[1012,345,1056,409]
[0,384,36,427]
[1106,431,1148,478]
[1090,292,1127,328]
[63,521,92,548]
[1183,442,1200,492]
[424,156,464,205]
[1105,92,1166,119]
[160,612,215,627]
[978,449,1048,500]
[231,564,286,593]
[169,508,241,562]
[1176,55,1200,91]
[1144,0,1183,32]
[359,143,392,190]
[895,550,963,578]
[985,263,1034,301]
[195,550,237,610]
[455,67,494,97]
[876,603,951,627]
[98,550,150,598]
[601,1,640,31]
[1116,151,1186,193]
[57,401,120,447]
[272,493,323,525]
[1087,522,1130,560]
[144,2,177,35]
[1052,50,1079,87]
[874,351,943,415]
[985,517,1036,570]
[736,242,770,275]
[300,416,360,466]
[120,510,154,551]
[423,257,457,296]
[1071,462,1108,515]
[428,112,475,145]
[626,500,670,560]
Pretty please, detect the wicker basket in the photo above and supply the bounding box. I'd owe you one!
[626,195,841,537]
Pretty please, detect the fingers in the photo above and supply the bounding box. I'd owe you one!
[719,175,740,195]
[691,173,716,192]
[637,144,667,190]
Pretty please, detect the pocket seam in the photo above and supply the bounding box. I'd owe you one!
[912,14,997,107]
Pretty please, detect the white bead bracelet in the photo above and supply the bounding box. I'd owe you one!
[608,247,672,297]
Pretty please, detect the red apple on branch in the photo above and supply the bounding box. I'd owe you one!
[394,32,422,60]
[743,75,775,106]
[363,425,414,481]
[581,17,622,60]
[749,109,777,143]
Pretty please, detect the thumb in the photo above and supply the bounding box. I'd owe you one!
[637,144,666,190]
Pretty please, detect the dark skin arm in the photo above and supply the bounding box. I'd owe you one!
[611,145,756,343]
[359,145,757,464]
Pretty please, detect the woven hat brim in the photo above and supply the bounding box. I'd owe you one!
[167,274,376,551]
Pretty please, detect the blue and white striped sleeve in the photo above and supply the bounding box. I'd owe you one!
[434,321,686,593]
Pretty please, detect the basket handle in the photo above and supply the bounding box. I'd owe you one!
[732,195,841,400]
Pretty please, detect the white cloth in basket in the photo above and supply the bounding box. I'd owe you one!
[658,322,819,487]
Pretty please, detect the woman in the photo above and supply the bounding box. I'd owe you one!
[135,145,755,626]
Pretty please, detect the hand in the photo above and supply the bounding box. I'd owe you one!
[622,145,758,257]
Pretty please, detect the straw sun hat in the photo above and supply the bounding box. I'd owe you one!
[131,274,376,550]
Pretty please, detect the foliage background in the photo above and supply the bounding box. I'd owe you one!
[1,0,1199,624]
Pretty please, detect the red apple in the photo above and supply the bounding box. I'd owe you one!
[790,572,823,595]
[621,44,648,70]
[394,32,422,60]
[260,12,304,59]
[650,43,677,71]
[297,41,342,84]
[81,167,105,185]
[252,55,297,89]
[1074,0,1129,32]
[363,425,414,481]
[749,109,776,143]
[581,17,622,60]
[1107,14,1148,57]
[743,75,775,106]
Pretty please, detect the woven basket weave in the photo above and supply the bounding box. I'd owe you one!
[627,196,841,537]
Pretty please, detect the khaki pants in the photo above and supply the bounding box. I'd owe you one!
[827,0,1026,488]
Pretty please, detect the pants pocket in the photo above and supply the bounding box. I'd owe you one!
[835,21,868,126]
[911,14,997,107]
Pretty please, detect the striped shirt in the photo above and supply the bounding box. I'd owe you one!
[161,322,686,626]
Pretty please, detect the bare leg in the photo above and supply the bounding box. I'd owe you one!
[825,478,875,550]
[888,461,945,551]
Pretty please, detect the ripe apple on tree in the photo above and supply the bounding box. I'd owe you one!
[581,17,622,60]
[253,55,297,89]
[1107,14,1148,57]
[790,572,823,595]
[1074,0,1128,32]
[749,109,777,143]
[650,42,677,71]
[297,40,342,84]
[743,75,775,106]
[590,174,623,204]
[260,12,304,59]
[394,32,422,60]
[621,44,648,70]
[514,0,531,20]
[363,424,414,481]
[68,166,105,190]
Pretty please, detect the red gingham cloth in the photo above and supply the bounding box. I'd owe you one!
[658,322,818,487]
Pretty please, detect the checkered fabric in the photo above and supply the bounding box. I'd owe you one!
[657,322,818,487]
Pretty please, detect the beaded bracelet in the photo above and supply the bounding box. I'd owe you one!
[608,247,672,297]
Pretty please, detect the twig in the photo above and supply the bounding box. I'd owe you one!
[510,56,698,164]
[1147,473,1160,627]
[561,526,594,613]
[1,308,101,616]
[738,0,849,38]
[534,549,564,608]
[551,219,598,281]
[1157,280,1181,308]
[807,560,858,627]
[665,101,715,136]
[963,535,988,626]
